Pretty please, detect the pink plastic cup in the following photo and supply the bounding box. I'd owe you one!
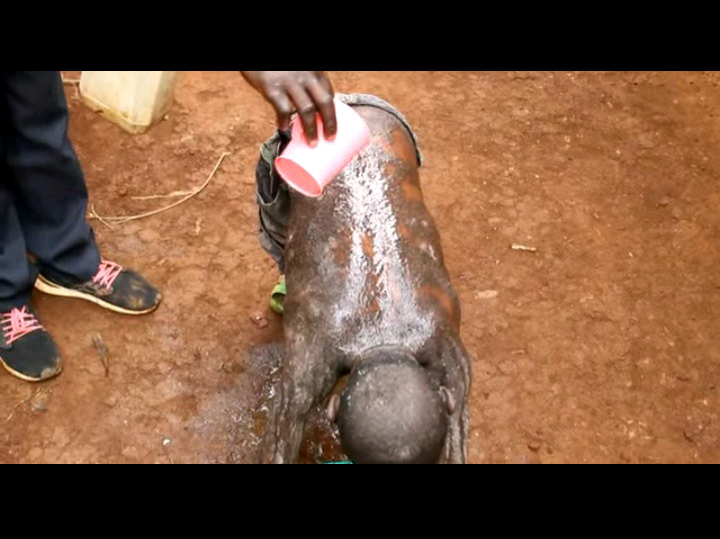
[274,98,371,197]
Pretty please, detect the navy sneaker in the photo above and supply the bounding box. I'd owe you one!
[0,305,62,382]
[35,259,162,315]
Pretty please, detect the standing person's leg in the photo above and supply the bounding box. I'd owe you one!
[0,117,34,311]
[1,71,161,315]
[0,130,62,381]
[1,71,99,284]
[0,186,33,311]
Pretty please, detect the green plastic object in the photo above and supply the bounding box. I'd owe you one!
[270,275,286,314]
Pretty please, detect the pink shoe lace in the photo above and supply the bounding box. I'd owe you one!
[93,259,123,289]
[1,306,44,345]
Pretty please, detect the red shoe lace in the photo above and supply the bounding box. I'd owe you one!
[93,259,123,288]
[1,306,44,345]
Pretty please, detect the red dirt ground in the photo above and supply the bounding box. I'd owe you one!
[1,71,719,464]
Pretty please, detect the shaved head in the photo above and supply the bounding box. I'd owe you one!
[337,350,448,464]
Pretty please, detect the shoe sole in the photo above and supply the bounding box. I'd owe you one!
[0,354,63,382]
[34,275,161,316]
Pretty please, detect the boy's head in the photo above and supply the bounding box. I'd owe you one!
[331,346,449,464]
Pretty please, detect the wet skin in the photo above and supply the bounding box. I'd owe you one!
[259,106,472,464]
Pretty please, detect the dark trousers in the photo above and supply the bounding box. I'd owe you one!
[0,71,100,310]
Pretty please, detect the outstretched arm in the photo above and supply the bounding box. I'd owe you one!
[240,71,337,147]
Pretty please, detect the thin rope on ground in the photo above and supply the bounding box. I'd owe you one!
[89,152,227,225]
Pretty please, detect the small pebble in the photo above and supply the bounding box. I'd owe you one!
[250,311,268,328]
[31,392,50,413]
[32,401,48,413]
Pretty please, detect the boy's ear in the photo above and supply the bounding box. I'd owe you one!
[326,394,341,422]
[441,386,456,414]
